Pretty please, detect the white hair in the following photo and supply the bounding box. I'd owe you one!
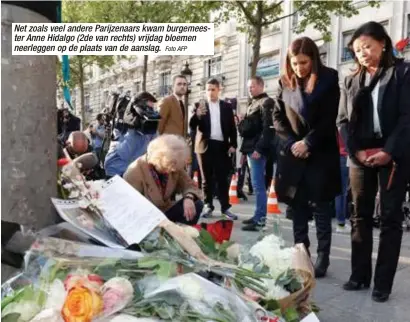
[146,134,190,172]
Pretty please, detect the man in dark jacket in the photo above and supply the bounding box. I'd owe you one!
[239,76,274,231]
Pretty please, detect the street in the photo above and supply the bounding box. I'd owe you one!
[205,196,410,322]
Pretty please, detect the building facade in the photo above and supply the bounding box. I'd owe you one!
[58,0,410,123]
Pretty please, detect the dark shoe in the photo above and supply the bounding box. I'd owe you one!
[201,205,213,218]
[372,289,389,303]
[314,253,329,278]
[242,218,255,225]
[237,191,248,201]
[343,280,370,291]
[242,222,264,231]
[222,209,238,220]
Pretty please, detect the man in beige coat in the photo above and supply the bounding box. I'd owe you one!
[157,75,188,137]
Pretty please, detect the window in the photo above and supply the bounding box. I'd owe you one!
[84,94,90,111]
[255,52,280,78]
[159,71,172,97]
[317,41,328,65]
[103,90,109,106]
[134,81,141,94]
[407,14,410,49]
[341,30,354,62]
[292,12,299,29]
[204,56,222,78]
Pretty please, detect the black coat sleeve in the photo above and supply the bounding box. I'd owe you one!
[226,104,238,149]
[303,70,340,152]
[255,98,274,154]
[383,64,410,161]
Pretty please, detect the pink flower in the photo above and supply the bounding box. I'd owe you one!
[102,288,126,314]
[100,277,134,317]
[64,272,104,292]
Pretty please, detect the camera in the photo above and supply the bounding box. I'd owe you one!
[123,96,161,134]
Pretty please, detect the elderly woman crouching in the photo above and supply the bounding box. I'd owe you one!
[123,134,203,225]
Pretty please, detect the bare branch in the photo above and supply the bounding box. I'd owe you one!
[235,1,256,26]
[261,1,309,27]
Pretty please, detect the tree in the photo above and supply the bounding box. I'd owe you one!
[213,0,380,77]
[60,1,115,123]
[77,0,219,90]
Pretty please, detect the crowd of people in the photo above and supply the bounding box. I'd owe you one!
[56,21,410,303]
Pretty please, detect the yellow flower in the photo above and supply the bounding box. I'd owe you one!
[62,286,103,322]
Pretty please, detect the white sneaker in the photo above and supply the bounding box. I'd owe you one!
[336,224,351,233]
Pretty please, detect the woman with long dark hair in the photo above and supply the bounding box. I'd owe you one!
[273,37,341,278]
[337,21,410,302]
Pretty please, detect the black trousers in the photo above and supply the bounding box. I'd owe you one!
[197,140,231,212]
[349,163,409,293]
[290,180,333,256]
[237,157,253,194]
[165,199,203,225]
[265,153,275,190]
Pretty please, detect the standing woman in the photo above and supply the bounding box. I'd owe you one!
[337,21,410,302]
[273,37,341,278]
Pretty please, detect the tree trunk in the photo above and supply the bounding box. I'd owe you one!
[142,55,148,91]
[251,26,262,77]
[2,2,58,282]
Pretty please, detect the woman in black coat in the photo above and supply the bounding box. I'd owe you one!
[337,21,410,303]
[273,37,341,278]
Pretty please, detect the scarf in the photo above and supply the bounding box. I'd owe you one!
[349,67,385,139]
[149,165,169,197]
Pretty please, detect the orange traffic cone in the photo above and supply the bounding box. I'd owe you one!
[229,173,240,205]
[267,180,281,214]
[193,171,199,188]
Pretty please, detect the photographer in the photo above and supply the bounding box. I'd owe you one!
[90,114,106,160]
[104,92,160,178]
[57,108,81,144]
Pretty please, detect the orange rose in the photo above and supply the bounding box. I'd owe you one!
[62,286,103,322]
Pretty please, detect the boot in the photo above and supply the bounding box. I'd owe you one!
[314,253,329,278]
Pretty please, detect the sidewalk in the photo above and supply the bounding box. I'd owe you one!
[206,197,410,322]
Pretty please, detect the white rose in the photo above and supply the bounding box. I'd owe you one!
[226,243,241,260]
[30,308,64,322]
[44,279,67,311]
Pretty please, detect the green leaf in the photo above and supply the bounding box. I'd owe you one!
[260,298,281,311]
[1,287,27,310]
[284,306,300,322]
[198,229,217,253]
[1,313,21,322]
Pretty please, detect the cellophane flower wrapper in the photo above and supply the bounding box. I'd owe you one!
[122,272,259,322]
[0,238,187,322]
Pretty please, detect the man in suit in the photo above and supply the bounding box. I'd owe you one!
[189,78,238,220]
[157,75,188,137]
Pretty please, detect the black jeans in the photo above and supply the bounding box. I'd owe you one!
[237,157,253,194]
[165,199,203,225]
[197,140,231,212]
[349,163,409,293]
[291,200,333,257]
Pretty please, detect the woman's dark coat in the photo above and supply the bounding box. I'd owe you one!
[273,66,341,204]
[337,61,410,163]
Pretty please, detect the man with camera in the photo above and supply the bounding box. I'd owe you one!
[90,114,107,161]
[104,92,159,178]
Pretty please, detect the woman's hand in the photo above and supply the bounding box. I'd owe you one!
[183,198,196,222]
[366,151,392,167]
[355,150,368,165]
[291,141,309,159]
